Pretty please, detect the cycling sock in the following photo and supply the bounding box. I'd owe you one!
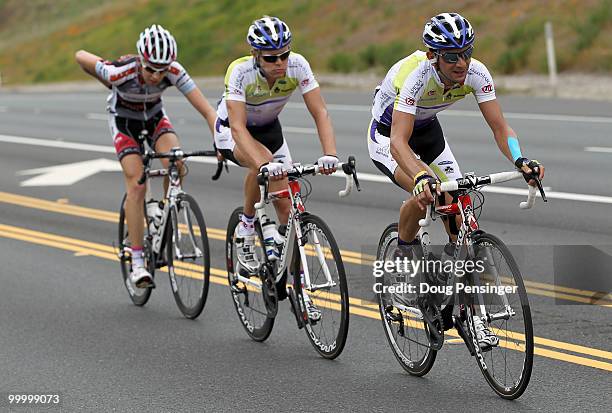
[132,247,144,268]
[239,213,256,236]
[398,237,420,246]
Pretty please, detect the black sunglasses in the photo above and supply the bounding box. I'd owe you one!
[437,46,474,64]
[261,50,291,63]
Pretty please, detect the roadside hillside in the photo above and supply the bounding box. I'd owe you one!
[1,0,611,85]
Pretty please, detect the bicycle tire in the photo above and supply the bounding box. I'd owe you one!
[292,213,349,359]
[376,223,437,376]
[467,232,534,399]
[166,193,210,319]
[118,194,153,306]
[226,207,275,342]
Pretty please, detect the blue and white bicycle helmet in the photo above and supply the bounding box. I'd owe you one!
[423,13,474,50]
[247,16,292,50]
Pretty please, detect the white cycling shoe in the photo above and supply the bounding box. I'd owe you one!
[473,315,499,349]
[303,292,322,322]
[236,234,261,274]
[129,266,155,289]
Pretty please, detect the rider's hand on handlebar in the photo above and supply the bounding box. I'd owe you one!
[216,150,224,162]
[515,158,545,186]
[260,161,287,181]
[412,172,440,211]
[317,155,338,175]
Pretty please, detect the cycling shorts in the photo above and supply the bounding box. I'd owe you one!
[367,117,462,187]
[214,117,292,167]
[108,110,176,161]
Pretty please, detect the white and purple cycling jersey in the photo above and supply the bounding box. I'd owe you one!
[372,50,496,129]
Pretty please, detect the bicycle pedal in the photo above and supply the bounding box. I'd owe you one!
[287,287,305,329]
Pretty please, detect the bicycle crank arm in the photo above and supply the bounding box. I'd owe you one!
[422,312,444,351]
[453,316,476,356]
[235,274,262,290]
[393,302,423,320]
[287,286,305,329]
[307,281,337,292]
[487,307,516,322]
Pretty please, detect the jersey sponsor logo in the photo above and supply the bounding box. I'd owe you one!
[375,146,390,158]
[428,90,436,96]
[444,166,454,174]
[110,67,136,82]
[469,68,491,83]
[481,84,493,93]
[169,66,180,76]
[409,79,424,96]
[405,97,415,106]
[301,78,310,87]
[438,160,453,165]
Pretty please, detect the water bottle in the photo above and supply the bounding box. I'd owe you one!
[146,200,163,235]
[261,218,280,261]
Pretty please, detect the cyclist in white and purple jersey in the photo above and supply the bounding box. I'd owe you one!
[76,24,217,289]
[215,16,338,318]
[367,13,545,348]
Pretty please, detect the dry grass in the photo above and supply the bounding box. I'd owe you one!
[0,0,610,84]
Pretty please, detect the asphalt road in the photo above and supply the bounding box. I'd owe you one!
[0,86,611,411]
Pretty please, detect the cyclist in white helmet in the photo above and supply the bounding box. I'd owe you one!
[215,16,338,320]
[75,24,217,289]
[367,12,545,348]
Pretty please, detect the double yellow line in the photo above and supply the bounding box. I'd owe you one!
[1,191,610,306]
[1,220,611,372]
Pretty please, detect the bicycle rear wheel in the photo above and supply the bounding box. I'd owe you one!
[376,223,437,376]
[293,213,349,359]
[166,193,210,319]
[467,232,533,399]
[118,194,153,306]
[226,207,275,341]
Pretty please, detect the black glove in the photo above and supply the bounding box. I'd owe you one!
[514,157,542,182]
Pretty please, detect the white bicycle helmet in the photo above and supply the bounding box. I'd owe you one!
[423,13,474,50]
[247,16,292,50]
[137,24,177,66]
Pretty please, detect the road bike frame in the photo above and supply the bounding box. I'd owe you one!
[233,160,359,294]
[389,170,545,350]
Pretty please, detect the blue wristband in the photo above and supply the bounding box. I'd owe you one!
[507,137,523,161]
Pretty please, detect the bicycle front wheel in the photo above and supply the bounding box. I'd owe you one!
[376,223,437,376]
[293,213,349,359]
[226,207,275,342]
[166,193,210,319]
[118,194,153,306]
[469,232,534,399]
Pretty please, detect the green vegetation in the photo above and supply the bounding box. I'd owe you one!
[573,0,612,51]
[496,17,543,74]
[1,0,611,85]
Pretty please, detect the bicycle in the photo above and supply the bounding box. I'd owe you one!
[118,147,224,319]
[225,157,360,359]
[376,170,547,399]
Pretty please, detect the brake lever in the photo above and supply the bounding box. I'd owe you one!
[346,155,361,191]
[211,159,228,181]
[533,177,548,202]
[352,169,361,191]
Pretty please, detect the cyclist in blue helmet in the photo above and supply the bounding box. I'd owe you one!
[215,16,339,320]
[367,12,545,348]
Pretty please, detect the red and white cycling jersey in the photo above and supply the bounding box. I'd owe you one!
[95,55,196,120]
